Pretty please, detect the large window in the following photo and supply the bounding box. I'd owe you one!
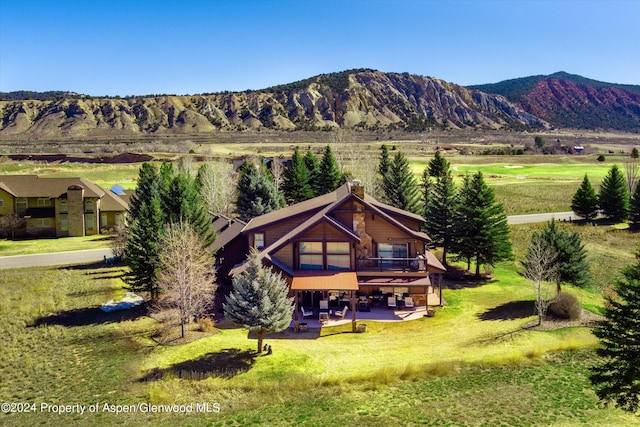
[36,218,51,228]
[86,214,94,230]
[60,214,68,232]
[59,199,68,213]
[38,198,52,207]
[16,198,27,216]
[85,200,94,213]
[378,243,408,267]
[327,242,350,270]
[299,241,323,270]
[299,241,351,270]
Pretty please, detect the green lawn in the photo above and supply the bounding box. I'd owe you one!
[1,222,638,426]
[0,235,112,256]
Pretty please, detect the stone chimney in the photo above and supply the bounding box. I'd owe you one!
[351,180,372,260]
[67,184,85,237]
[351,179,365,199]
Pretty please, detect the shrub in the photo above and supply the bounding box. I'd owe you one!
[197,317,216,333]
[597,154,606,162]
[548,292,582,320]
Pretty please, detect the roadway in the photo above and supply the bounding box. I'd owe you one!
[1,211,576,269]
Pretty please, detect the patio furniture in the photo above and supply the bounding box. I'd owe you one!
[358,297,370,312]
[319,300,329,312]
[299,322,308,332]
[387,296,397,309]
[333,306,348,319]
[319,312,329,324]
[404,297,415,309]
[301,306,313,318]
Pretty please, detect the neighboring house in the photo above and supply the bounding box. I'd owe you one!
[231,181,446,329]
[210,214,248,285]
[0,175,128,237]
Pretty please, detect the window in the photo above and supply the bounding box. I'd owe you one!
[85,200,94,213]
[60,214,68,231]
[36,218,51,228]
[254,232,265,250]
[299,241,323,270]
[0,199,4,208]
[58,199,68,213]
[16,198,27,216]
[378,243,408,267]
[298,241,351,270]
[327,242,350,270]
[37,198,52,207]
[101,213,107,228]
[86,214,94,230]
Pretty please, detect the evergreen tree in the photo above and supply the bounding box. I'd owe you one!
[236,160,284,222]
[571,174,599,221]
[124,196,165,300]
[303,149,321,196]
[599,165,630,222]
[382,151,421,214]
[224,248,294,353]
[427,150,450,178]
[128,162,160,221]
[540,220,591,291]
[378,144,391,176]
[452,175,475,271]
[424,164,457,266]
[454,172,513,277]
[318,145,343,194]
[630,179,640,229]
[590,252,640,412]
[163,173,216,247]
[282,147,313,204]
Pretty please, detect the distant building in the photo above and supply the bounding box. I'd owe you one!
[0,175,128,237]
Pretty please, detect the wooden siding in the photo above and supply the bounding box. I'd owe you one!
[273,244,294,269]
[0,189,13,215]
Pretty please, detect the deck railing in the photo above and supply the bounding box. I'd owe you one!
[355,257,427,272]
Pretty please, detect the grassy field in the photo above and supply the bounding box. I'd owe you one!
[0,235,112,256]
[1,221,638,426]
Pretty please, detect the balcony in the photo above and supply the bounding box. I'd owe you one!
[355,257,427,273]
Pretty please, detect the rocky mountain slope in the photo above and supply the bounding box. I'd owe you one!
[469,72,640,132]
[0,70,545,140]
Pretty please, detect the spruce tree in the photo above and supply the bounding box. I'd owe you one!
[128,162,160,221]
[224,248,294,353]
[424,164,457,266]
[124,196,164,300]
[590,252,640,412]
[236,160,284,222]
[598,165,630,222]
[318,145,343,194]
[540,220,591,291]
[571,174,599,221]
[454,172,513,277]
[303,149,321,196]
[378,144,391,177]
[427,150,450,178]
[282,147,313,204]
[382,151,421,214]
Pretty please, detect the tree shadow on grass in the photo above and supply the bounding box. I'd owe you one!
[477,300,536,321]
[140,348,257,381]
[32,304,148,327]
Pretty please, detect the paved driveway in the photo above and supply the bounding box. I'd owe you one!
[0,248,114,269]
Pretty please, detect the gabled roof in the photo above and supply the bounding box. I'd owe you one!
[232,183,433,275]
[210,215,247,252]
[0,175,105,199]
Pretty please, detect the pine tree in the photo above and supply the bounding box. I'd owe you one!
[318,145,343,194]
[163,173,216,247]
[128,162,160,221]
[378,144,391,177]
[424,164,457,266]
[124,196,165,300]
[630,180,640,229]
[427,150,450,178]
[282,147,313,204]
[303,149,321,196]
[382,151,421,214]
[224,248,294,353]
[236,160,284,222]
[454,172,513,277]
[540,220,591,291]
[599,165,630,223]
[571,174,599,221]
[590,252,640,412]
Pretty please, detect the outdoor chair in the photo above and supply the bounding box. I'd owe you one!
[333,306,348,319]
[387,296,397,309]
[301,306,313,318]
[319,300,329,312]
[404,297,415,309]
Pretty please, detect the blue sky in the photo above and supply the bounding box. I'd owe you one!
[1,0,639,96]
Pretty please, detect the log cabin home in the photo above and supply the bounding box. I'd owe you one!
[232,181,446,331]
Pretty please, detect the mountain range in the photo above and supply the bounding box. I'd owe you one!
[1,69,639,139]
